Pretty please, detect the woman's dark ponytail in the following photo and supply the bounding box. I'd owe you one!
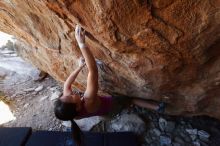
[54,99,83,146]
[70,119,83,146]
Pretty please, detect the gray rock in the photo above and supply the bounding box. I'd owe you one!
[183,135,192,143]
[159,118,167,131]
[179,132,191,143]
[75,116,104,131]
[179,125,185,131]
[199,140,209,146]
[24,87,35,92]
[165,121,175,133]
[160,135,172,146]
[144,136,153,144]
[190,134,197,141]
[150,122,157,129]
[62,121,71,127]
[62,116,104,131]
[107,114,146,134]
[49,86,61,91]
[174,137,185,145]
[199,137,209,143]
[50,90,62,100]
[180,121,185,125]
[158,118,175,133]
[11,93,18,98]
[120,109,130,115]
[166,132,172,137]
[173,142,181,146]
[39,96,48,101]
[185,129,198,135]
[23,103,29,108]
[173,127,181,137]
[152,128,161,137]
[186,124,193,129]
[150,141,160,146]
[193,141,201,146]
[34,85,44,92]
[152,136,157,140]
[198,130,210,142]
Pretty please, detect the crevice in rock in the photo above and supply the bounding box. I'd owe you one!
[0,8,15,19]
[84,31,114,60]
[149,6,184,44]
[58,37,61,54]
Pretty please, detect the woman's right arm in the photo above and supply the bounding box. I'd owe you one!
[63,65,84,96]
[75,25,98,99]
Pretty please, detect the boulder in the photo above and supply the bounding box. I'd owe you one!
[0,0,220,119]
[107,114,146,134]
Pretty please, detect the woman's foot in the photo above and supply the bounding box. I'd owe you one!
[156,102,166,114]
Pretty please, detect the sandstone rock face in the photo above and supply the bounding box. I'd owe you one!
[0,0,220,119]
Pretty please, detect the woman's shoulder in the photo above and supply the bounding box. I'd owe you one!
[72,90,84,97]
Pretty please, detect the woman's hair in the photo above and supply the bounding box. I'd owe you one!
[54,98,83,146]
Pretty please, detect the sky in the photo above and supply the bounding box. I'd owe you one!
[0,31,13,47]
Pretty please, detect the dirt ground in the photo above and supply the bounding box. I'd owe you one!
[0,49,65,131]
[0,69,65,131]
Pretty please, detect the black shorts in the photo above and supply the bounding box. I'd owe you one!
[108,95,132,116]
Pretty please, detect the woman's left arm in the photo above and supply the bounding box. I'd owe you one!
[63,64,85,96]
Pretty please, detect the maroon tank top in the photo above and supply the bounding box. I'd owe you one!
[77,96,113,118]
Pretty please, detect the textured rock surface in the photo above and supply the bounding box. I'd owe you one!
[107,113,146,134]
[0,0,220,118]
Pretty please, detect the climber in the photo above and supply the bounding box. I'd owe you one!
[54,25,165,146]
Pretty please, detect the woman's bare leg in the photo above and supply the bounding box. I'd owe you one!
[132,98,159,111]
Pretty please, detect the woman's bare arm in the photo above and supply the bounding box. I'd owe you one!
[75,25,98,99]
[63,61,85,96]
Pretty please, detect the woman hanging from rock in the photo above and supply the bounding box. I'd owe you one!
[54,25,165,146]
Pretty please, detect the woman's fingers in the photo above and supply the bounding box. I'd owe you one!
[75,25,81,36]
[76,25,85,36]
[78,57,86,67]
[75,24,86,47]
[77,26,81,34]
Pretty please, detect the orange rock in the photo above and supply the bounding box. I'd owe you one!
[0,0,220,119]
